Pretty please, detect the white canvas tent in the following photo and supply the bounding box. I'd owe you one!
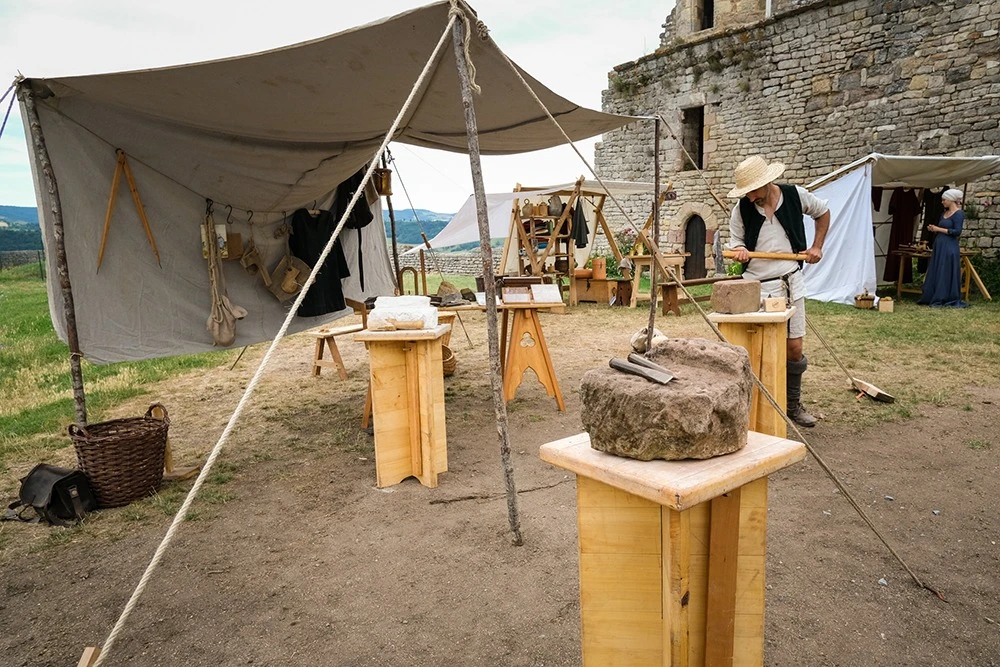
[19,1,634,363]
[801,153,1000,305]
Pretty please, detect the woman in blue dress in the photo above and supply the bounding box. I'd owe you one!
[918,188,968,307]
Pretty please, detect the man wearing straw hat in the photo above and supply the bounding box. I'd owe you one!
[727,155,831,428]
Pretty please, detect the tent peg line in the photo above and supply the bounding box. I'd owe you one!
[494,47,944,602]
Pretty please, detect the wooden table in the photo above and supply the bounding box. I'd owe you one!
[892,247,992,302]
[355,325,450,488]
[540,430,806,667]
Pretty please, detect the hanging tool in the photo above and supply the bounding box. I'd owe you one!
[97,149,160,272]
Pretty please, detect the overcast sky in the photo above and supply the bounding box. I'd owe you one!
[0,1,672,213]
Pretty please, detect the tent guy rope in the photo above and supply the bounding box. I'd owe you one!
[88,13,462,666]
[493,37,944,601]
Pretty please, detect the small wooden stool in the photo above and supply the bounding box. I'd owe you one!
[310,324,365,380]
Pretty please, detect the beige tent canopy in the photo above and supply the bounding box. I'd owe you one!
[20,1,635,364]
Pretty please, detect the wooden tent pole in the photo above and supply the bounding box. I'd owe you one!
[382,154,402,291]
[645,118,662,352]
[19,81,88,425]
[452,17,523,545]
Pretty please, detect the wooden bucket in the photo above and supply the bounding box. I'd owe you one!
[591,257,607,280]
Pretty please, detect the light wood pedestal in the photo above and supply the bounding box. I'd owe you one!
[355,325,450,488]
[707,308,794,438]
[540,431,806,666]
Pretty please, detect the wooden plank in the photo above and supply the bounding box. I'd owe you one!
[707,308,795,324]
[77,647,101,667]
[577,476,663,666]
[326,337,348,380]
[664,507,690,667]
[687,502,711,666]
[733,478,767,667]
[539,432,806,510]
[310,323,365,337]
[404,342,423,480]
[705,488,742,667]
[355,324,450,342]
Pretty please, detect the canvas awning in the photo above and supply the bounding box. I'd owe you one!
[21,1,638,363]
[801,153,1000,304]
[809,153,1000,190]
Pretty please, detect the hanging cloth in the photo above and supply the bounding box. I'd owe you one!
[918,187,948,273]
[205,210,247,346]
[883,188,920,283]
[289,209,351,317]
[572,202,589,249]
[335,168,375,290]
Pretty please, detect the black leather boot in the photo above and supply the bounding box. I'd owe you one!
[787,355,817,427]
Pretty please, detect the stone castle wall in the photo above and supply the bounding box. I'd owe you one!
[599,0,1000,272]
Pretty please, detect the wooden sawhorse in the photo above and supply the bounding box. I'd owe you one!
[310,323,365,380]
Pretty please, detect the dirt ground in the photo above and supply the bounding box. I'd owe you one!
[1,304,998,666]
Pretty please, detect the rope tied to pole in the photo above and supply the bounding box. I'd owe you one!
[448,0,485,94]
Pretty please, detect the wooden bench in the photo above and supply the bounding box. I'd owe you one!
[310,323,365,379]
[660,275,740,316]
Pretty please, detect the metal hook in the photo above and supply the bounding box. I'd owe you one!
[247,210,254,225]
[312,200,317,211]
[205,198,214,214]
[281,211,287,222]
[225,204,233,224]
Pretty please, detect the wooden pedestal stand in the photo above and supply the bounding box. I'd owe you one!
[707,308,794,438]
[540,308,801,666]
[355,325,450,488]
[540,431,805,666]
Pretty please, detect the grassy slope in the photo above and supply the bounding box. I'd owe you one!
[0,264,226,474]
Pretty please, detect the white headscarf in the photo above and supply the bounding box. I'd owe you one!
[942,188,964,202]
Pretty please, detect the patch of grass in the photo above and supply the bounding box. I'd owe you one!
[967,439,992,450]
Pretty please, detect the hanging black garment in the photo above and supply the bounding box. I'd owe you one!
[572,203,589,248]
[883,188,920,283]
[289,209,351,317]
[918,187,947,273]
[335,168,375,290]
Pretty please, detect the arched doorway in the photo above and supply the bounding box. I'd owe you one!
[684,215,707,279]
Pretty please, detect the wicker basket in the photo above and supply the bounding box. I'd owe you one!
[854,290,876,310]
[442,345,457,376]
[69,404,169,508]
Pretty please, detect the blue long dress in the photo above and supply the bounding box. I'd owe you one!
[918,210,967,307]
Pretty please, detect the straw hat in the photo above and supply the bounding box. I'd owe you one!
[727,155,786,198]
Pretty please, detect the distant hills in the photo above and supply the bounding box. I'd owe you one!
[0,205,461,253]
[0,206,42,251]
[382,208,452,246]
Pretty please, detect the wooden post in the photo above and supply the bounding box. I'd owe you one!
[452,17,523,545]
[19,81,88,425]
[382,154,402,291]
[646,118,661,352]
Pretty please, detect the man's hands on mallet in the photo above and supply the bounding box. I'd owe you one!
[804,246,823,264]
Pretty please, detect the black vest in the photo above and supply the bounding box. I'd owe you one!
[738,184,807,267]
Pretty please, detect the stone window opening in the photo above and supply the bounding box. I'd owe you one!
[681,106,705,171]
[697,0,715,31]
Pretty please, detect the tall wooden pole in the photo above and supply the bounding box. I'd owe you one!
[452,18,523,545]
[382,154,402,291]
[19,81,88,425]
[645,118,662,352]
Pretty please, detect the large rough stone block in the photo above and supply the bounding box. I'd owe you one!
[581,339,753,461]
[712,279,761,314]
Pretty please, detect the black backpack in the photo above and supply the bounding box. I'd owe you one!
[4,464,96,526]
